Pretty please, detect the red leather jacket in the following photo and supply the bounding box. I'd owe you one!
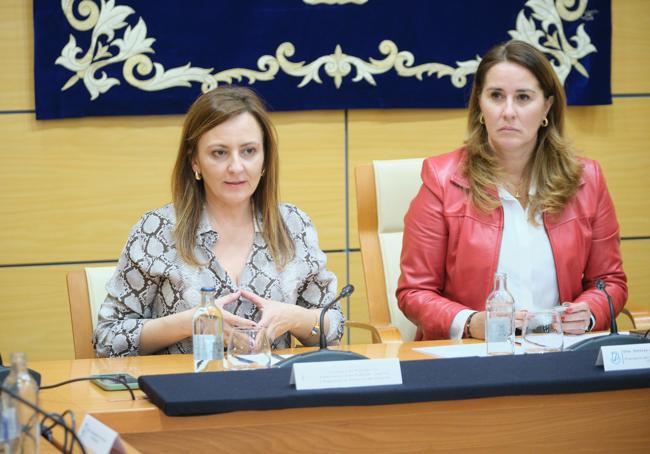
[396,148,627,340]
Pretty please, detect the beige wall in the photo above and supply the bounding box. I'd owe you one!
[1,1,649,360]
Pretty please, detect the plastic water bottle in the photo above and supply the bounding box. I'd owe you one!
[192,287,225,372]
[485,273,515,355]
[1,352,39,454]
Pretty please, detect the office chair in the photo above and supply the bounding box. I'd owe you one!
[66,266,116,359]
[355,158,425,342]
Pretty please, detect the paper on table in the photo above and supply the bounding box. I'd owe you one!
[413,332,624,359]
[413,343,510,358]
[271,354,290,365]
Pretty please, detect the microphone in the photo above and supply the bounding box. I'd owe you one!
[319,284,355,349]
[597,279,618,335]
[566,279,650,351]
[276,284,367,367]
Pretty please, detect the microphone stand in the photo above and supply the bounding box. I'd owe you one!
[566,279,650,351]
[276,284,368,367]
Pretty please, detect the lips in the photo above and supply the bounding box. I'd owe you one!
[498,126,519,132]
[225,181,246,186]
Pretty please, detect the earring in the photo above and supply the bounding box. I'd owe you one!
[479,113,485,125]
[194,170,202,181]
[261,168,266,176]
[541,117,549,127]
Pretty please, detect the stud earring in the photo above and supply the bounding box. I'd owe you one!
[194,170,202,181]
[541,117,549,127]
[479,113,485,125]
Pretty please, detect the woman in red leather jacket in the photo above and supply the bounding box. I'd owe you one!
[396,40,627,341]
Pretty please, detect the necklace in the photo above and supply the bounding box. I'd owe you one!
[504,179,526,199]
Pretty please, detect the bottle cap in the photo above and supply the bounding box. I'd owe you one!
[200,287,216,292]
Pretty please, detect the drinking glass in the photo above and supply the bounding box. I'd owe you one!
[522,309,564,353]
[226,327,272,370]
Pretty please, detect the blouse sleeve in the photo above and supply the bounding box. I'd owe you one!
[93,213,160,357]
[284,205,344,346]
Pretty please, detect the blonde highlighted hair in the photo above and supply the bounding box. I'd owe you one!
[465,40,582,221]
[171,86,294,268]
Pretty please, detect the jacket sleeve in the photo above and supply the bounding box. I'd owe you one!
[396,160,471,340]
[572,161,628,330]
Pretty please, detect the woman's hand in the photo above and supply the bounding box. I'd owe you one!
[560,301,592,335]
[139,291,247,354]
[212,291,258,343]
[467,310,526,340]
[514,310,527,331]
[467,311,486,339]
[240,290,304,341]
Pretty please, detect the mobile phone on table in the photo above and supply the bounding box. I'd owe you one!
[91,373,139,391]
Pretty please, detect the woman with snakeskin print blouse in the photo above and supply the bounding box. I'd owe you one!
[93,87,345,357]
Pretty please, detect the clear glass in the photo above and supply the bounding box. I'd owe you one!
[192,287,225,372]
[485,273,515,356]
[522,309,564,353]
[227,327,272,370]
[1,352,39,454]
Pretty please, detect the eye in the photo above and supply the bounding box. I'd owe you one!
[517,93,531,102]
[488,91,503,101]
[212,149,227,158]
[242,147,257,156]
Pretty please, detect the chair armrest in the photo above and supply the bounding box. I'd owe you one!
[345,321,403,344]
[621,307,650,330]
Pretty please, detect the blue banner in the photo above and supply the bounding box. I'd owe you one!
[34,0,611,119]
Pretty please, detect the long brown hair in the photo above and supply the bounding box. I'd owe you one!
[465,40,582,221]
[171,86,294,268]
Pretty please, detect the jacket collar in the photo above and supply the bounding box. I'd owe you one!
[450,152,587,198]
[449,156,500,198]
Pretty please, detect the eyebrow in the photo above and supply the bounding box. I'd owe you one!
[240,141,262,147]
[205,140,262,149]
[485,87,537,93]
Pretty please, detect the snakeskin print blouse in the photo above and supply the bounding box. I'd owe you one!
[93,203,343,357]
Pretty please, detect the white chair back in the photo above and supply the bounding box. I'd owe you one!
[85,266,116,331]
[372,158,424,341]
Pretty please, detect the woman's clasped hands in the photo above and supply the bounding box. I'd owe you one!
[211,290,257,343]
[211,290,313,345]
[240,290,310,343]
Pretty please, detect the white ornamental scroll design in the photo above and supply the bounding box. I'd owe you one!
[508,0,595,83]
[55,0,597,100]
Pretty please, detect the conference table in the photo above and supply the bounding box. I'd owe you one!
[33,339,650,453]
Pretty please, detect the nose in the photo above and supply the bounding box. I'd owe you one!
[227,154,244,173]
[502,96,516,119]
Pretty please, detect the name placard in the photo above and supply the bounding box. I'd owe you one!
[597,344,650,371]
[78,414,126,454]
[290,358,403,391]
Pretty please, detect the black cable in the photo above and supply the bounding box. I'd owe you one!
[3,375,135,452]
[41,375,136,401]
[0,383,87,454]
[40,409,78,452]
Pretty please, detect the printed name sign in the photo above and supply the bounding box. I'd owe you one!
[597,344,650,371]
[290,358,403,391]
[78,414,126,454]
